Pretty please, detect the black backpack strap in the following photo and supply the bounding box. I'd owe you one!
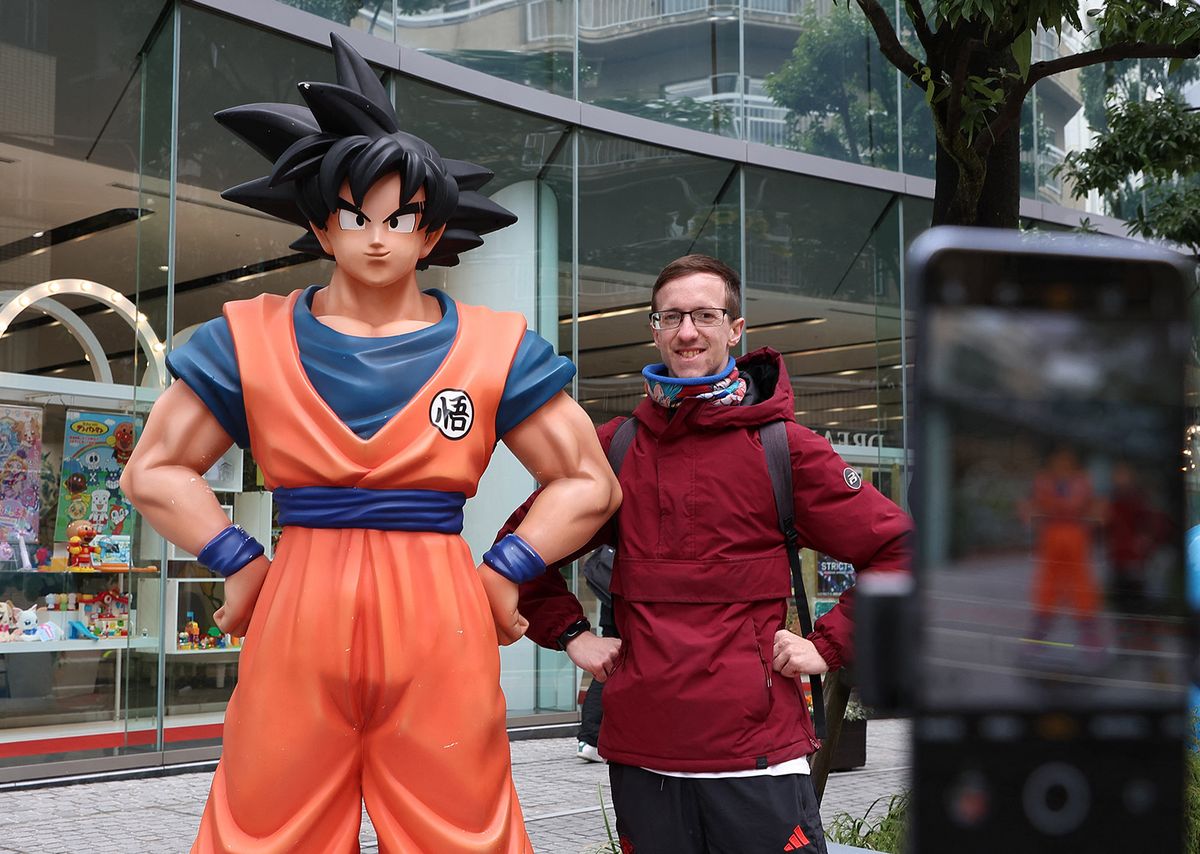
[759,419,826,740]
[607,416,639,475]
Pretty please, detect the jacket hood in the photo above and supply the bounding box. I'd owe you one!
[632,347,794,434]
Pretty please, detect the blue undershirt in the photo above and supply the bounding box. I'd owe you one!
[166,286,574,448]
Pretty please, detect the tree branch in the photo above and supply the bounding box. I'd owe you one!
[984,38,1200,152]
[902,0,937,58]
[1026,39,1200,88]
[853,0,926,85]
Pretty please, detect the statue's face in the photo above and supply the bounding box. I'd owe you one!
[312,174,443,290]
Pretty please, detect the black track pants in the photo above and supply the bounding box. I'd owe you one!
[608,763,828,854]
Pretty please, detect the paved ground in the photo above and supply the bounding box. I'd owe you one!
[0,720,910,853]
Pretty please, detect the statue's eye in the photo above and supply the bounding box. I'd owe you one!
[388,213,417,233]
[338,209,367,230]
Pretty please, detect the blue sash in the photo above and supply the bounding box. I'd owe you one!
[273,486,465,533]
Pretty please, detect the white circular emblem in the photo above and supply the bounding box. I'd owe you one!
[430,389,474,440]
[843,467,862,490]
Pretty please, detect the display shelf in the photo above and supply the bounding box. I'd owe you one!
[0,568,158,575]
[163,647,241,657]
[1,637,158,654]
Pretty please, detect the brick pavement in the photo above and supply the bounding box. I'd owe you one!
[0,720,910,854]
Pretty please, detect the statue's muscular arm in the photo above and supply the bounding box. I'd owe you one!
[479,392,621,644]
[121,382,268,636]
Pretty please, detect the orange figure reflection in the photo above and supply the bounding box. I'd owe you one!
[1026,447,1102,650]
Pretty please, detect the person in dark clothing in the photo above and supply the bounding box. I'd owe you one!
[496,255,912,854]
[576,603,614,762]
[576,545,616,762]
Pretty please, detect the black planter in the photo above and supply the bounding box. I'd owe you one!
[830,718,867,771]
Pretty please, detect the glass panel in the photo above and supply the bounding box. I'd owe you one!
[136,7,340,753]
[580,0,740,138]
[395,0,574,98]
[743,167,901,612]
[760,1,901,169]
[1028,27,1084,208]
[0,0,170,771]
[275,0,397,42]
[743,168,901,447]
[899,194,931,507]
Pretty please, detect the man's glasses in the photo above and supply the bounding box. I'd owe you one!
[649,308,729,330]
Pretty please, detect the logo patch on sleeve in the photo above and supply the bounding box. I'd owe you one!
[843,467,862,490]
[430,389,474,439]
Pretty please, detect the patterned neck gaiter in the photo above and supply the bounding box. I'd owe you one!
[642,356,748,408]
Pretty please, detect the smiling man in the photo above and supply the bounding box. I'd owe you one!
[498,255,912,853]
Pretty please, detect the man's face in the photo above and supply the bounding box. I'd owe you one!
[651,272,745,379]
[311,173,443,288]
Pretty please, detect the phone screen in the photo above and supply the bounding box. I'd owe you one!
[917,251,1191,713]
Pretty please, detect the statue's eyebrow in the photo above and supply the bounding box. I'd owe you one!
[335,198,370,221]
[383,201,424,221]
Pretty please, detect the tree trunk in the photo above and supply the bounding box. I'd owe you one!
[930,123,1022,228]
[975,120,1021,228]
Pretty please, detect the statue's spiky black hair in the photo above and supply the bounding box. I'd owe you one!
[215,33,515,268]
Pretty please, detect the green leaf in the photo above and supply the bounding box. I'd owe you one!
[1013,30,1033,81]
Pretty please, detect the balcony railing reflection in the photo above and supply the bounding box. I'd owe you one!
[527,0,803,41]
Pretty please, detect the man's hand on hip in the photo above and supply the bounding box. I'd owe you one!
[772,629,830,678]
[565,632,622,682]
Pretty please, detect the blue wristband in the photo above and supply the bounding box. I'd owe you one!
[198,525,264,578]
[482,534,547,584]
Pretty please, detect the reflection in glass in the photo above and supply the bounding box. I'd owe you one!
[743,168,904,453]
[396,0,574,97]
[276,0,397,41]
[762,3,912,172]
[580,0,740,138]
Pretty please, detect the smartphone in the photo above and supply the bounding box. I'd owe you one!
[909,227,1195,851]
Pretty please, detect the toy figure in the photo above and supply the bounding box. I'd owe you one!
[13,521,34,571]
[66,519,101,568]
[0,600,17,641]
[184,612,201,648]
[13,604,64,642]
[120,33,619,854]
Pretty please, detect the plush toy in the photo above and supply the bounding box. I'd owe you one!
[13,604,64,642]
[0,600,18,641]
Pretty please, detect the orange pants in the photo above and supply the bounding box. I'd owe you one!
[1032,522,1099,617]
[193,527,531,853]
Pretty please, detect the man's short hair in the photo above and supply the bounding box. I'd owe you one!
[651,255,742,318]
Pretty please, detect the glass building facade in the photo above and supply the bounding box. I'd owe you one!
[0,0,1139,781]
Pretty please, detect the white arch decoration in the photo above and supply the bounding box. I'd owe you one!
[0,279,168,389]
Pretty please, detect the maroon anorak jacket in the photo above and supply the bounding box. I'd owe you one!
[499,348,911,772]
